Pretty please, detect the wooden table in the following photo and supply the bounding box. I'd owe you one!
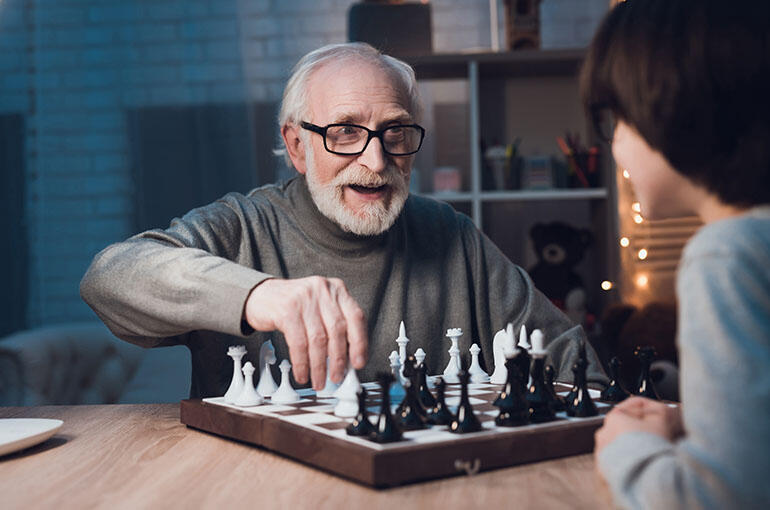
[0,404,614,509]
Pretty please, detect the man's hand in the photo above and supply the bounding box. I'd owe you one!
[243,277,368,390]
[595,397,684,456]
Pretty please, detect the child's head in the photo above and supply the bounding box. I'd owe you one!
[581,0,770,216]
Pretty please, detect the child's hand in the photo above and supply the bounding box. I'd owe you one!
[594,397,683,457]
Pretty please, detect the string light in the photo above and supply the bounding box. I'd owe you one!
[638,248,648,260]
[619,237,630,247]
[622,169,630,179]
[636,274,649,287]
[632,202,641,212]
[633,214,644,224]
[601,280,613,291]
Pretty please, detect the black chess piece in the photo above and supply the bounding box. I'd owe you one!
[566,347,598,418]
[426,377,454,425]
[544,364,566,412]
[369,372,404,443]
[601,356,629,402]
[526,355,556,423]
[493,354,530,427]
[634,346,661,400]
[395,355,428,430]
[449,370,482,433]
[346,387,376,436]
[564,341,588,406]
[514,346,532,392]
[416,362,437,410]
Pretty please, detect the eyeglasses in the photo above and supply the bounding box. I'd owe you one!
[300,121,425,156]
[590,107,616,143]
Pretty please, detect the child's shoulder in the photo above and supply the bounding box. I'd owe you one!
[684,206,770,262]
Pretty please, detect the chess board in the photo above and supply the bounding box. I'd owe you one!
[180,379,612,488]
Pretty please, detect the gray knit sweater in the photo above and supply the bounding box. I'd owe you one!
[80,175,607,398]
[598,207,770,509]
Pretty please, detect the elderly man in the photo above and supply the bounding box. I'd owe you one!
[81,43,606,397]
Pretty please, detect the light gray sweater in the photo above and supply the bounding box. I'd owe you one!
[598,207,770,509]
[80,176,607,398]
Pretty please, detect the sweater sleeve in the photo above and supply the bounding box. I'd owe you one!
[598,234,770,509]
[80,193,273,348]
[465,218,608,387]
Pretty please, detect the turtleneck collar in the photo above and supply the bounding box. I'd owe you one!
[286,174,397,257]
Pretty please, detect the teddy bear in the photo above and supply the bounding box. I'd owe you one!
[528,221,593,326]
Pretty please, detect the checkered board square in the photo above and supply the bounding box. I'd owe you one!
[181,378,613,487]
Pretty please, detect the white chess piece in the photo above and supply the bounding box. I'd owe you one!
[414,347,433,388]
[468,343,490,383]
[443,328,462,384]
[224,345,247,403]
[530,329,547,356]
[505,322,516,354]
[333,365,361,417]
[395,320,410,376]
[490,328,508,384]
[388,351,406,401]
[256,340,278,397]
[235,362,263,407]
[317,357,339,397]
[518,324,531,351]
[271,359,300,404]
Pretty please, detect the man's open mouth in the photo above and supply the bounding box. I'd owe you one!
[348,184,387,194]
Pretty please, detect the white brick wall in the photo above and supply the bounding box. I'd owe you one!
[0,0,508,327]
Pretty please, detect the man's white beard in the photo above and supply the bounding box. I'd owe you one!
[304,142,409,236]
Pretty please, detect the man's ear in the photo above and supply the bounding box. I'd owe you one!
[281,123,307,175]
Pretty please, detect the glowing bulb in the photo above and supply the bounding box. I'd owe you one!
[619,237,630,247]
[632,202,641,212]
[638,248,648,260]
[601,280,613,291]
[622,169,630,179]
[633,214,644,224]
[636,274,649,287]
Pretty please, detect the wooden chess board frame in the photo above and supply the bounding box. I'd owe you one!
[180,382,609,488]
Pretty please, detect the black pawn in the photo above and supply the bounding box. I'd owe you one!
[449,370,482,433]
[527,356,556,423]
[417,362,437,410]
[601,356,629,402]
[370,372,403,443]
[426,377,454,425]
[346,387,376,436]
[634,346,660,400]
[544,364,566,412]
[565,341,588,406]
[493,355,530,427]
[395,355,428,430]
[566,350,598,418]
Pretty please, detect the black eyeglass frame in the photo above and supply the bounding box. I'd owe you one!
[300,121,426,156]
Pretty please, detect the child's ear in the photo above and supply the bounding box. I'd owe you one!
[281,124,307,174]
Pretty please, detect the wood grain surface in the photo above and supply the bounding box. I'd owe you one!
[0,405,614,510]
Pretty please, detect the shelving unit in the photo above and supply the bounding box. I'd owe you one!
[404,49,619,311]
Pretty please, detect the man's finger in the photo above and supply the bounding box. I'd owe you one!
[337,287,368,369]
[283,320,310,385]
[304,301,330,391]
[320,281,349,384]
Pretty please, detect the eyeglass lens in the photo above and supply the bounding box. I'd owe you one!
[325,125,422,155]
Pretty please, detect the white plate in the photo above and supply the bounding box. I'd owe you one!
[0,418,63,457]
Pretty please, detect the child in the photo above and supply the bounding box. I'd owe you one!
[581,1,770,508]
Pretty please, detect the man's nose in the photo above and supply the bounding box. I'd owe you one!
[357,136,387,173]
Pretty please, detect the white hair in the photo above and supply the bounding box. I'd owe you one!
[275,42,422,166]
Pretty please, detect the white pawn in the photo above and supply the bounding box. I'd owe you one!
[317,358,339,397]
[388,351,406,401]
[414,347,433,388]
[333,365,361,417]
[530,329,547,356]
[518,324,531,351]
[224,345,247,403]
[271,359,300,404]
[468,343,490,383]
[235,362,263,407]
[257,340,278,397]
[443,328,462,384]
